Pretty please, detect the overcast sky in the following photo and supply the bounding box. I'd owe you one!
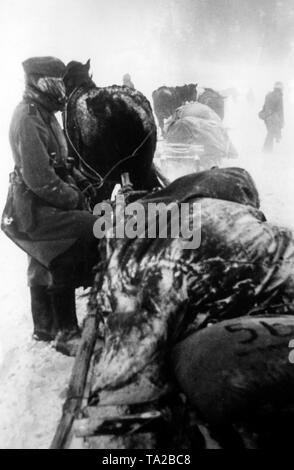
[0,0,170,91]
[1,0,293,94]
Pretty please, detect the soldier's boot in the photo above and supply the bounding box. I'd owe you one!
[50,288,81,357]
[30,286,58,341]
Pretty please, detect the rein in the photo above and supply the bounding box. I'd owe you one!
[64,87,104,187]
[64,86,155,192]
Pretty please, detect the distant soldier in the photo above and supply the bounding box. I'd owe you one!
[259,82,284,153]
[122,73,135,89]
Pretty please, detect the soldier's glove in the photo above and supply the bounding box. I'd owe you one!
[72,167,98,201]
[68,184,87,210]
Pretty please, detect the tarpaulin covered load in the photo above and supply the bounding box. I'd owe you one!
[172,315,294,447]
[165,102,238,168]
[89,167,294,432]
[170,101,221,122]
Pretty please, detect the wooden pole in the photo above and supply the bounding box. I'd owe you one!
[121,172,131,187]
[50,314,99,449]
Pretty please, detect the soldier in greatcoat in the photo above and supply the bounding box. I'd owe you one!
[1,57,99,356]
[259,81,284,153]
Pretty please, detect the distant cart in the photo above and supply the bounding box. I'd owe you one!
[155,141,203,181]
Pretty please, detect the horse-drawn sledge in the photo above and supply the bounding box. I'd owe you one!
[50,62,294,449]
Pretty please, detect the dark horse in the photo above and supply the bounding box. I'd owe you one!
[152,84,198,136]
[63,60,162,202]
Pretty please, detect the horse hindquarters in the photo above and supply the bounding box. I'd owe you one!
[171,315,294,448]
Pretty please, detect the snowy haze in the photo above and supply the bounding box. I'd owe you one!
[1,0,294,448]
[0,1,294,153]
[1,0,294,211]
[0,0,294,178]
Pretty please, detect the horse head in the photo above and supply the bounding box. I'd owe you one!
[187,83,198,102]
[63,59,95,96]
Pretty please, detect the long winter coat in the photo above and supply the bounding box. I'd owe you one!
[259,88,284,134]
[2,96,97,269]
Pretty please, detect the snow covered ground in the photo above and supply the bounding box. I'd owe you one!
[0,96,294,448]
[0,234,88,448]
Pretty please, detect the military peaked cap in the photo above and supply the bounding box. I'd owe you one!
[22,56,66,77]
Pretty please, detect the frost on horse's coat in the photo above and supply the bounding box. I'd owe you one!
[63,61,159,198]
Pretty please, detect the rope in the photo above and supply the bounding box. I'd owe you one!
[64,86,155,191]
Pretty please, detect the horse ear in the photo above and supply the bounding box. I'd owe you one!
[84,59,91,71]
